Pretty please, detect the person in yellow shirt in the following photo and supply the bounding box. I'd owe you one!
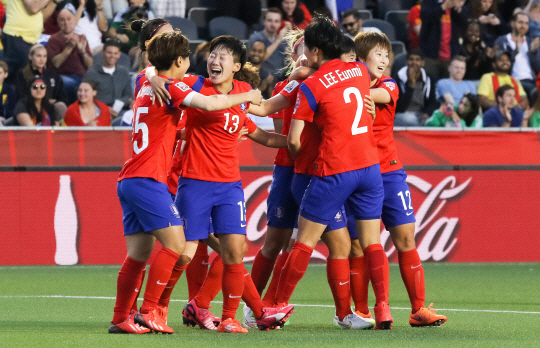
[477,51,529,111]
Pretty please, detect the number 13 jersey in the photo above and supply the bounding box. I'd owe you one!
[181,76,257,183]
[293,59,378,177]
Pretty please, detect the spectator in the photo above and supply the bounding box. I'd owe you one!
[14,76,57,126]
[457,19,495,80]
[494,11,540,99]
[0,60,17,124]
[108,0,155,55]
[477,51,528,110]
[16,43,67,120]
[469,0,504,47]
[248,8,289,79]
[1,0,56,81]
[425,93,483,127]
[525,0,540,39]
[72,0,108,54]
[83,38,132,120]
[435,56,477,105]
[483,84,526,127]
[408,0,422,49]
[394,49,437,126]
[419,0,468,80]
[340,8,382,40]
[277,0,312,30]
[64,80,111,126]
[248,40,274,99]
[191,41,210,78]
[523,71,540,127]
[151,0,185,19]
[46,8,93,105]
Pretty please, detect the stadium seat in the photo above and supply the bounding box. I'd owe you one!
[92,52,131,70]
[188,7,219,39]
[378,0,402,17]
[186,0,217,12]
[385,10,409,45]
[391,52,407,77]
[391,41,406,56]
[209,16,248,40]
[363,19,396,41]
[189,39,206,56]
[358,10,373,21]
[167,17,199,40]
[353,0,366,10]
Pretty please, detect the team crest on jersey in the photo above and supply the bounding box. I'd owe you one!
[334,211,343,222]
[275,207,284,219]
[240,103,246,111]
[384,82,395,91]
[170,203,180,219]
[284,80,300,93]
[175,82,190,92]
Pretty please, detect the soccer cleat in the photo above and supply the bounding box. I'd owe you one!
[409,303,447,327]
[217,318,249,333]
[374,302,393,330]
[182,299,218,330]
[157,305,169,325]
[109,312,151,334]
[355,309,376,325]
[134,307,174,334]
[242,305,258,329]
[335,313,374,330]
[256,305,294,331]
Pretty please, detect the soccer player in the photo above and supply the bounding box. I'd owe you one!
[350,31,447,327]
[275,16,393,330]
[109,31,263,334]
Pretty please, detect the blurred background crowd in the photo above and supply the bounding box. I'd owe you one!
[1,0,539,129]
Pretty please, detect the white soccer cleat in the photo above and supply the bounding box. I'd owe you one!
[336,313,374,330]
[242,305,257,329]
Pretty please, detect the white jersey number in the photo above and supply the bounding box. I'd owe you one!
[224,112,240,133]
[238,201,247,227]
[397,190,413,210]
[343,87,367,135]
[133,107,149,154]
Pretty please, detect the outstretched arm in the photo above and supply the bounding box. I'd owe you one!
[247,127,288,148]
[187,90,263,111]
[247,94,291,116]
[370,88,391,104]
[287,118,305,159]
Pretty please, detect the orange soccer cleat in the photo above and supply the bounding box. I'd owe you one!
[157,305,169,325]
[109,311,151,334]
[409,303,447,327]
[135,307,174,334]
[374,302,393,330]
[217,318,249,333]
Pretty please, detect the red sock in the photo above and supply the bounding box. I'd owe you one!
[221,263,245,321]
[262,251,289,306]
[112,256,146,324]
[242,268,264,318]
[186,242,209,301]
[398,249,425,312]
[194,255,223,309]
[157,263,188,307]
[349,256,369,314]
[251,249,276,295]
[275,242,312,306]
[140,248,180,314]
[327,258,353,320]
[131,268,146,312]
[364,244,389,304]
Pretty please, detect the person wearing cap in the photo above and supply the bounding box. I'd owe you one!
[477,50,528,111]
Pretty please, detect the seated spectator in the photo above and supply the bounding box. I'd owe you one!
[0,60,17,124]
[425,93,483,127]
[14,77,57,126]
[248,40,274,98]
[469,0,504,47]
[277,0,312,30]
[408,0,422,49]
[16,43,67,120]
[72,0,109,54]
[457,19,495,80]
[393,49,437,126]
[341,8,382,40]
[83,38,132,120]
[64,80,111,126]
[151,0,185,19]
[108,0,155,56]
[46,8,93,105]
[525,0,540,39]
[483,85,526,127]
[436,56,477,105]
[477,51,528,110]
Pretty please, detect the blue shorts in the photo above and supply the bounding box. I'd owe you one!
[171,191,214,233]
[267,165,298,229]
[117,178,182,236]
[300,164,383,225]
[175,177,246,242]
[292,173,347,232]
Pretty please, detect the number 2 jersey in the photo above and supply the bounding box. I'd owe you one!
[293,59,379,176]
[118,77,196,183]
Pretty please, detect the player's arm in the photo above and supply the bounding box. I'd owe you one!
[247,127,288,148]
[146,66,173,106]
[273,118,284,134]
[187,90,263,111]
[287,118,305,159]
[289,66,316,81]
[370,87,391,104]
[247,93,291,116]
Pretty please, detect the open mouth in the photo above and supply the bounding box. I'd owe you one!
[377,66,385,73]
[210,67,222,77]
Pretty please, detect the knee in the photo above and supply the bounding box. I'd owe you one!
[350,239,364,257]
[221,248,243,265]
[178,254,192,266]
[391,227,416,252]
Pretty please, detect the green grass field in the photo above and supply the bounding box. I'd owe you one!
[1,263,539,347]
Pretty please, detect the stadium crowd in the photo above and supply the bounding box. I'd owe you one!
[1,0,540,128]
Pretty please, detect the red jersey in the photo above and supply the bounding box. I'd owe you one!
[293,59,378,176]
[372,75,401,173]
[271,78,298,167]
[181,77,257,182]
[118,77,195,183]
[134,66,150,99]
[166,114,187,195]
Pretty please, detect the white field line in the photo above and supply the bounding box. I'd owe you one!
[0,295,538,315]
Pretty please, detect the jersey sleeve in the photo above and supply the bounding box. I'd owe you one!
[292,83,318,122]
[166,81,197,109]
[244,116,258,133]
[379,78,399,105]
[279,80,301,105]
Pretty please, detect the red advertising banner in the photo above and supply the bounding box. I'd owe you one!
[1,169,539,265]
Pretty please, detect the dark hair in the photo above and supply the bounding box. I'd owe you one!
[250,40,267,51]
[458,93,480,127]
[280,0,305,25]
[265,7,282,20]
[81,79,99,91]
[471,0,498,19]
[147,30,190,71]
[511,11,528,22]
[354,31,392,60]
[314,6,333,20]
[341,36,356,55]
[496,84,515,101]
[407,47,424,60]
[103,37,122,51]
[70,0,97,21]
[24,76,54,125]
[342,8,361,21]
[209,35,247,70]
[304,15,344,61]
[235,62,261,89]
[131,18,169,51]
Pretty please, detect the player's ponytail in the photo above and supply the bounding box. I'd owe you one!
[282,29,304,75]
[234,62,261,89]
[132,18,169,52]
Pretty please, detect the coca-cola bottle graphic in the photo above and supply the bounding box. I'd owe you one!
[54,175,79,265]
